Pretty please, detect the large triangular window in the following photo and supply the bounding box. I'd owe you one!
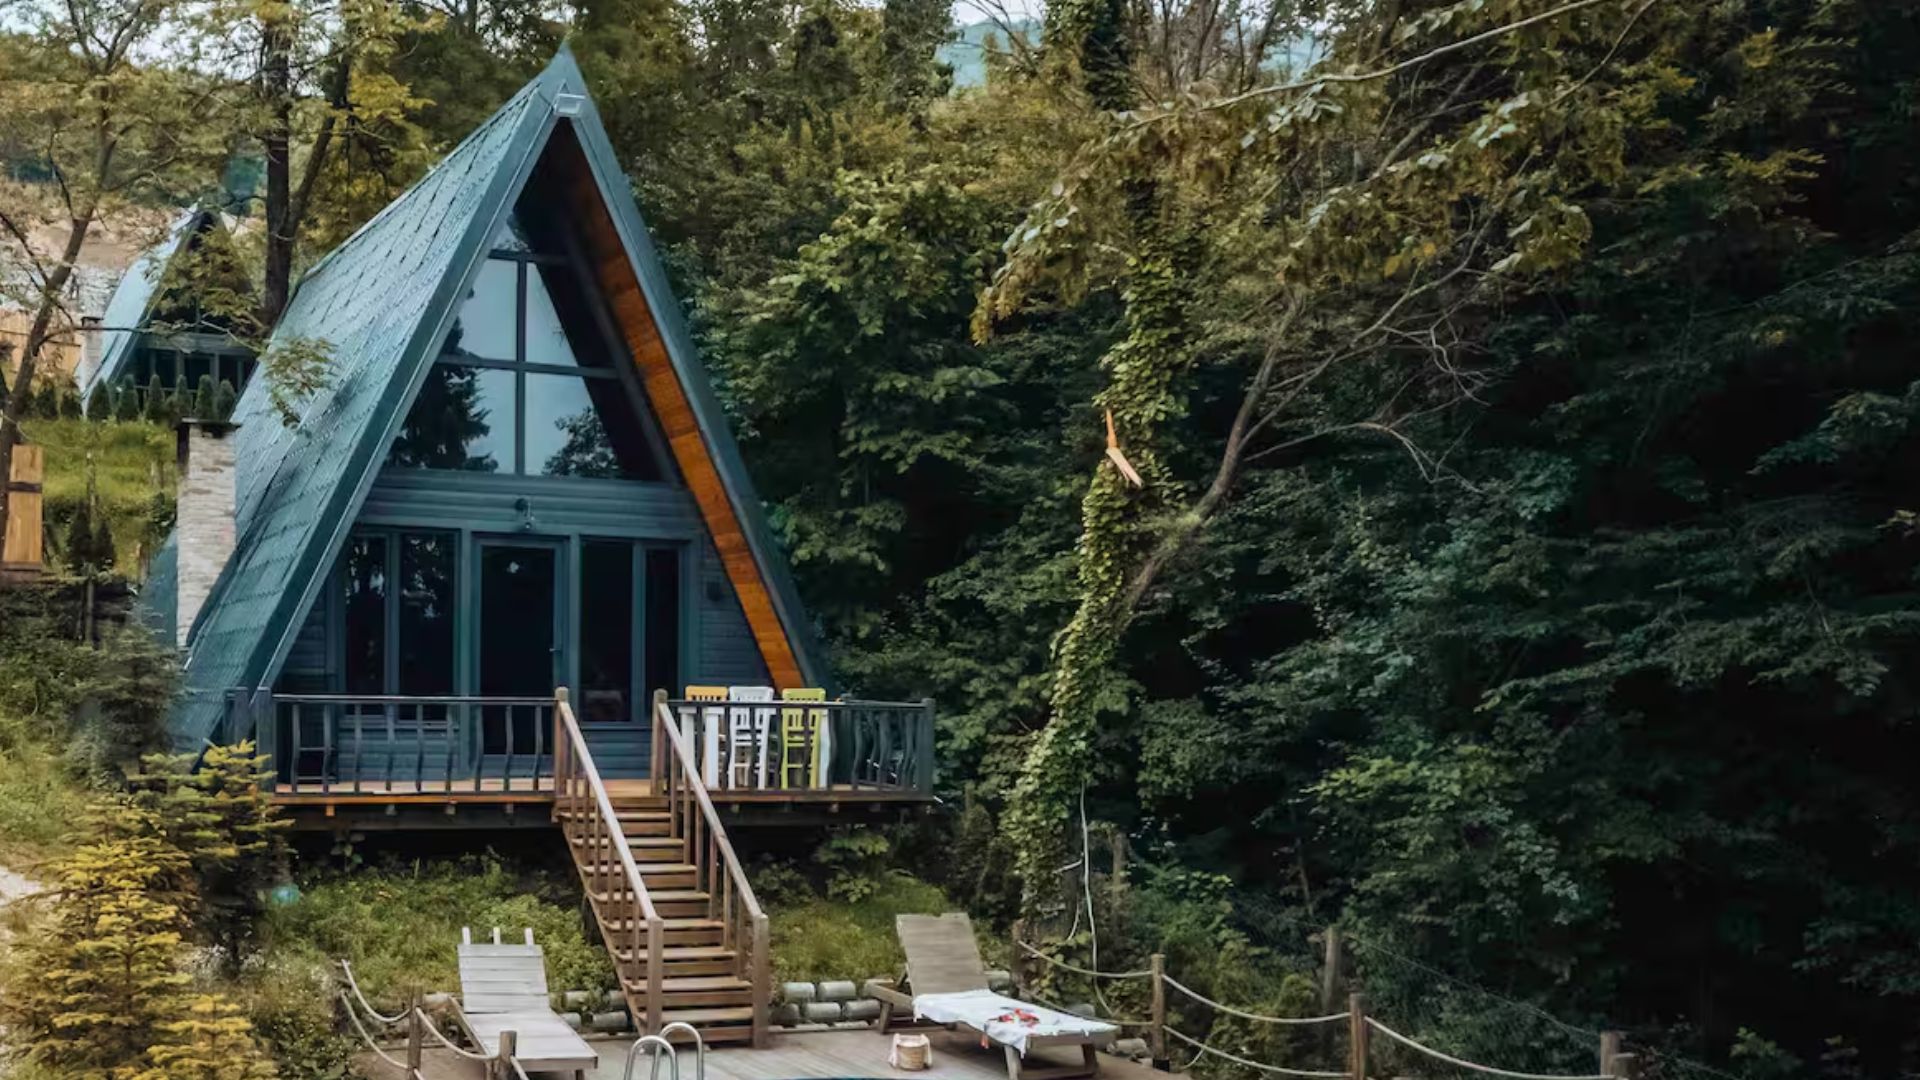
[387,211,669,481]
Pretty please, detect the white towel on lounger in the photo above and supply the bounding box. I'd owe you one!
[913,989,1118,1056]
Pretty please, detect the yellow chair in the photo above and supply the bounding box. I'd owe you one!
[779,688,829,789]
[683,685,727,787]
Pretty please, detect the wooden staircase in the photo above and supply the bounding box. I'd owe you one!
[553,693,769,1046]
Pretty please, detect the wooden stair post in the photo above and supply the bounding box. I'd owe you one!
[556,689,766,1045]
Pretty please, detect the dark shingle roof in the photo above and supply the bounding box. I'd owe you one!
[84,211,218,398]
[167,77,549,747]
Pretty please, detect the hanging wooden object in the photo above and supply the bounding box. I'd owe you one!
[1104,410,1144,488]
[2,442,45,579]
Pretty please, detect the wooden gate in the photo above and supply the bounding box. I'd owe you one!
[2,443,44,579]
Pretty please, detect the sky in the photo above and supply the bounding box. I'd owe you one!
[951,0,1043,25]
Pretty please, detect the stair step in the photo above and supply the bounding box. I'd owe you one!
[568,836,687,861]
[658,1006,755,1025]
[623,975,754,1007]
[612,944,738,962]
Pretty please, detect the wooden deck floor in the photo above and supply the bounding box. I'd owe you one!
[272,779,931,805]
[367,1027,1166,1080]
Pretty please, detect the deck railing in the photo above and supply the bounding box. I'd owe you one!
[658,695,935,796]
[239,692,556,794]
[552,691,665,1032]
[651,691,771,1046]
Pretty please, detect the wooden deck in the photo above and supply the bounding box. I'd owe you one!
[368,1026,1166,1080]
[270,779,933,805]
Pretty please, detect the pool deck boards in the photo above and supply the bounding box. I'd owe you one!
[363,1025,1167,1080]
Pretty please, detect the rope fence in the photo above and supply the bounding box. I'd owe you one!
[339,992,412,1074]
[339,960,409,1025]
[334,958,534,1080]
[1162,974,1349,1026]
[1015,941,1639,1080]
[1366,1016,1614,1080]
[1166,1026,1348,1078]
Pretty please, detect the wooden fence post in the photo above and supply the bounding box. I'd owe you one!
[1347,993,1368,1080]
[406,998,423,1079]
[1320,927,1344,1014]
[1009,920,1027,996]
[1149,953,1168,1071]
[496,1028,517,1080]
[1599,1031,1621,1076]
[1610,1052,1640,1080]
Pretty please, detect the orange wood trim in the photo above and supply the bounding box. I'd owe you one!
[542,128,804,689]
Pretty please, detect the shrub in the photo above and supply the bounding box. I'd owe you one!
[767,869,952,984]
[260,856,614,1010]
[238,953,356,1080]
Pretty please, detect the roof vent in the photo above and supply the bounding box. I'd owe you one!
[554,93,585,117]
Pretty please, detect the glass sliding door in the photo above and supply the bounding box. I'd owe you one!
[477,540,562,760]
[574,540,682,724]
[578,540,635,722]
[643,546,681,705]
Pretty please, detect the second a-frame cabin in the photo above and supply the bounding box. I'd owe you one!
[141,50,933,1045]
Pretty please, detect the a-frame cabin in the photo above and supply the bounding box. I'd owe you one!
[82,208,258,405]
[142,49,935,1045]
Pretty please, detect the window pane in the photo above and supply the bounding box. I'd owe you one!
[528,373,659,480]
[524,262,584,367]
[644,547,680,701]
[389,364,515,472]
[442,258,518,362]
[184,353,212,392]
[580,541,634,723]
[342,535,388,694]
[397,533,456,696]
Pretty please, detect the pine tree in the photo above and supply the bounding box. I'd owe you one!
[133,744,289,965]
[59,381,82,418]
[93,514,116,572]
[192,374,215,419]
[145,374,169,422]
[1,828,195,1072]
[131,994,279,1080]
[65,498,95,573]
[212,378,237,421]
[85,385,110,421]
[117,377,142,420]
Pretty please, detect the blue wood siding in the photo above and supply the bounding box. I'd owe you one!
[268,466,774,777]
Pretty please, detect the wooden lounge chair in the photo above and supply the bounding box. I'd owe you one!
[868,913,1116,1080]
[453,927,598,1080]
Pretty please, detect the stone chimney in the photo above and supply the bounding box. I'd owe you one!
[176,420,238,646]
[78,315,103,388]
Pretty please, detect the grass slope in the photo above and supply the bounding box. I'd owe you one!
[19,417,172,576]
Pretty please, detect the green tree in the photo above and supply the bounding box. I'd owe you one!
[1,828,195,1072]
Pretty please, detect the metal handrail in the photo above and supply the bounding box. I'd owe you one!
[660,695,935,793]
[658,1022,706,1080]
[622,1035,678,1080]
[270,694,553,705]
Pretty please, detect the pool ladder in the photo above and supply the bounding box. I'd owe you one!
[623,1023,706,1080]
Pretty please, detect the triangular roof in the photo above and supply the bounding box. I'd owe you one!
[84,209,231,399]
[167,49,827,748]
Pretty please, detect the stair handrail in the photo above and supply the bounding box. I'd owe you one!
[554,690,666,1030]
[622,1034,678,1080]
[651,691,771,1047]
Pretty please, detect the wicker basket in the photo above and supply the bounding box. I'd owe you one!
[890,1033,932,1071]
